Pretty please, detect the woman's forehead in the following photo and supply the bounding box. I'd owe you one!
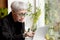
[17,10,27,13]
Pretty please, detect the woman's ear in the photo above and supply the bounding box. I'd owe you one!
[12,13,18,22]
[12,10,16,17]
[13,13,17,18]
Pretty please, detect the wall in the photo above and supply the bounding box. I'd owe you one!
[0,0,8,8]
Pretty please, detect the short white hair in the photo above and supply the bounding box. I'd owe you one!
[11,1,27,12]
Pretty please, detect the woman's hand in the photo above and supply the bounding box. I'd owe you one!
[26,31,35,37]
[23,31,35,37]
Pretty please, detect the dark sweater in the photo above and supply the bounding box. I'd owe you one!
[0,12,25,40]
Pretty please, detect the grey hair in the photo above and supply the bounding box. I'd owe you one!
[11,1,27,12]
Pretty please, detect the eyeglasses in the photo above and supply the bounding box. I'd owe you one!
[16,13,28,17]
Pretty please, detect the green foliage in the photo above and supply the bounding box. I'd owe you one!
[0,8,8,19]
[27,2,41,24]
[27,2,41,32]
[31,24,37,32]
[27,2,32,12]
[32,7,41,24]
[31,7,41,32]
[45,3,51,25]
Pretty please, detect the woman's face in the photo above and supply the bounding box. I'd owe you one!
[12,9,27,22]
